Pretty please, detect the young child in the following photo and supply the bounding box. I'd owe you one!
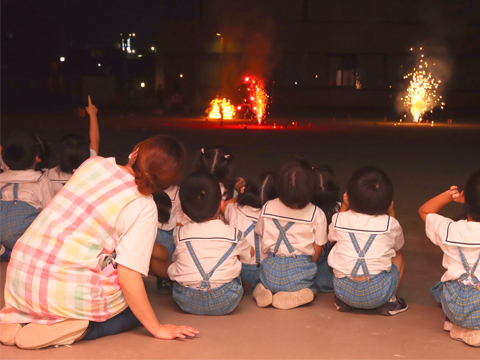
[223,171,277,294]
[47,95,100,194]
[253,158,328,310]
[168,171,252,315]
[419,171,480,347]
[312,165,342,293]
[328,166,407,315]
[0,132,55,257]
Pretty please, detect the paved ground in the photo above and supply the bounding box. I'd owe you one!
[1,114,480,359]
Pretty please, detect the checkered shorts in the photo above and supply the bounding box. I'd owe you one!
[172,277,243,315]
[155,229,175,260]
[431,280,480,330]
[334,264,399,309]
[259,253,317,293]
[315,251,334,293]
[0,200,39,249]
[241,263,260,290]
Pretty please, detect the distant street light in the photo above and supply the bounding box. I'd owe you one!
[151,46,156,51]
[141,82,145,88]
[132,50,136,53]
[180,74,183,78]
[132,33,136,36]
[216,33,222,36]
[98,63,101,67]
[60,57,65,62]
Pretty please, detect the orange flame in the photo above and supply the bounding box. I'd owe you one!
[208,98,236,120]
[244,76,269,124]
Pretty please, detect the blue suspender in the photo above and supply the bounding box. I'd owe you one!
[457,247,480,289]
[243,221,261,266]
[272,218,296,257]
[348,232,377,282]
[0,183,20,203]
[186,241,238,292]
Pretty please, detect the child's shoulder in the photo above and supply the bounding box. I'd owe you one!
[332,210,399,233]
[0,169,44,184]
[427,213,480,247]
[178,219,237,241]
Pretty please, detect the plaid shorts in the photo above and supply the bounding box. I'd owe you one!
[334,264,399,309]
[172,277,243,315]
[259,253,317,293]
[241,263,260,290]
[0,200,39,249]
[315,251,334,293]
[155,229,175,260]
[431,280,480,329]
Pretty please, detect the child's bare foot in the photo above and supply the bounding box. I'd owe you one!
[272,288,314,310]
[252,283,272,307]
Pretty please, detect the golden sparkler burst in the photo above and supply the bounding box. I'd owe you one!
[208,98,236,120]
[403,48,445,122]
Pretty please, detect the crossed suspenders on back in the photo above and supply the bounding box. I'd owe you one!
[243,220,261,267]
[348,232,377,283]
[457,247,480,291]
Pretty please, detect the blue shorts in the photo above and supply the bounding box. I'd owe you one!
[315,250,334,293]
[431,280,480,330]
[241,263,260,290]
[259,253,317,293]
[334,264,399,309]
[155,228,175,260]
[172,277,243,316]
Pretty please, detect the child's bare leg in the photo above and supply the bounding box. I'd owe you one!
[391,251,404,293]
[149,258,172,278]
[151,243,170,262]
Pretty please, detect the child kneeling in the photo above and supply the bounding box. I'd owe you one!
[419,171,480,347]
[168,171,252,315]
[328,167,408,315]
[254,158,328,310]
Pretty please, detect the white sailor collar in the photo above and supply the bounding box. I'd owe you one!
[333,211,392,234]
[237,204,261,221]
[0,169,45,184]
[443,220,480,248]
[177,219,239,243]
[165,185,179,201]
[262,199,318,224]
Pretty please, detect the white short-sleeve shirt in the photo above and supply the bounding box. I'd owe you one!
[426,213,480,283]
[114,194,158,277]
[255,199,328,257]
[328,211,404,278]
[158,186,181,231]
[225,203,267,264]
[168,219,252,288]
[0,169,54,210]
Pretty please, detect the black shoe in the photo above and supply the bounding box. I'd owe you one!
[334,296,353,312]
[377,296,408,316]
[156,278,173,295]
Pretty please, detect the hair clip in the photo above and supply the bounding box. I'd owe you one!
[201,148,205,154]
[224,154,230,159]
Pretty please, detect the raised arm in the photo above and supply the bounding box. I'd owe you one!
[117,264,198,339]
[418,186,465,222]
[86,95,100,154]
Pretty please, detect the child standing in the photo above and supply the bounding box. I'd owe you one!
[168,171,252,315]
[223,172,277,294]
[419,171,480,347]
[253,158,328,310]
[47,96,100,194]
[312,165,342,293]
[328,166,407,315]
[0,132,55,255]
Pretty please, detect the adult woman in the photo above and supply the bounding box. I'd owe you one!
[0,135,198,349]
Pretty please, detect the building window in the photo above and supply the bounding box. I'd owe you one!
[328,54,355,87]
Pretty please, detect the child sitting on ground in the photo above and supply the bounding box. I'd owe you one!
[47,96,100,194]
[312,165,342,293]
[419,171,480,347]
[168,171,252,315]
[253,158,328,310]
[328,166,407,315]
[0,132,55,258]
[223,171,277,294]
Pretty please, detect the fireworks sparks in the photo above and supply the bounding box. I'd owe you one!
[243,76,269,124]
[208,98,236,120]
[403,47,445,122]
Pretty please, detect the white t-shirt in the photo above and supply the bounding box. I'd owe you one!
[328,211,404,278]
[255,199,328,257]
[158,186,181,231]
[225,203,267,264]
[426,213,480,283]
[168,219,252,288]
[114,194,158,277]
[0,169,54,210]
[47,149,98,195]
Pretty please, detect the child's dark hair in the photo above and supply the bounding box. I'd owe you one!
[464,170,480,222]
[179,171,222,223]
[347,166,393,215]
[237,171,277,209]
[274,157,315,209]
[59,134,90,173]
[197,145,235,200]
[312,165,341,225]
[2,132,38,170]
[152,191,173,224]
[33,135,50,171]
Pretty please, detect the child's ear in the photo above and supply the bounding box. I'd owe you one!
[343,192,349,205]
[35,156,41,164]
